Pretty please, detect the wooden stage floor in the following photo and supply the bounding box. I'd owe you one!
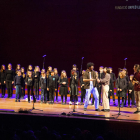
[0,98,140,122]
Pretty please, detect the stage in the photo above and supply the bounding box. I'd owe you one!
[0,97,140,140]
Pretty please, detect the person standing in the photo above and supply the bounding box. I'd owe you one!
[40,69,47,104]
[69,64,79,105]
[59,70,68,105]
[97,67,110,112]
[33,66,40,100]
[80,70,86,105]
[47,70,57,104]
[109,67,116,105]
[5,64,15,98]
[83,62,100,111]
[133,64,140,114]
[116,71,127,108]
[98,66,104,105]
[14,70,24,102]
[54,68,59,102]
[0,65,6,98]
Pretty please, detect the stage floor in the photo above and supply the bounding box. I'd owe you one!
[0,97,140,123]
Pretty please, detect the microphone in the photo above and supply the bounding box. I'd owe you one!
[82,57,84,59]
[43,55,46,57]
[124,58,127,60]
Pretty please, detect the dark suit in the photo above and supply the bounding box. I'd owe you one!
[98,72,103,104]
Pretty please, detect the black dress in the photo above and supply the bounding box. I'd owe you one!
[59,77,68,96]
[80,76,86,103]
[116,77,127,97]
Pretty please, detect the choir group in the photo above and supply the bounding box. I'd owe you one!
[0,63,140,113]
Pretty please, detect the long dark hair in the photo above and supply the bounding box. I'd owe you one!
[1,65,5,73]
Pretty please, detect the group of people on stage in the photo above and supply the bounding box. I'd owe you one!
[0,63,140,113]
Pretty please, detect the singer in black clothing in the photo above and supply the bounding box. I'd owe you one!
[15,64,21,75]
[98,66,104,105]
[116,71,127,108]
[109,67,116,105]
[128,75,135,108]
[80,70,86,105]
[25,71,35,103]
[0,65,6,98]
[47,70,57,104]
[69,64,79,105]
[21,67,26,98]
[46,66,52,101]
[123,68,129,106]
[5,64,15,98]
[34,66,40,100]
[59,70,68,105]
[54,68,59,102]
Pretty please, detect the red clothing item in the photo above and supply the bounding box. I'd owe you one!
[134,72,140,91]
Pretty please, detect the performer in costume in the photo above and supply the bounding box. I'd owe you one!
[116,70,127,108]
[83,62,100,111]
[0,65,6,98]
[69,64,79,105]
[98,67,110,112]
[59,70,68,105]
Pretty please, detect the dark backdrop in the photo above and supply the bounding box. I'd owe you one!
[0,0,140,76]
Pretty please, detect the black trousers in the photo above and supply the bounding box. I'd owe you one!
[81,88,86,103]
[21,84,25,97]
[61,95,67,103]
[27,85,35,102]
[47,90,49,101]
[118,97,124,106]
[124,89,127,105]
[1,84,6,96]
[98,86,102,104]
[128,93,134,105]
[55,90,58,101]
[6,80,12,97]
[34,82,39,99]
[70,95,78,102]
[49,87,55,102]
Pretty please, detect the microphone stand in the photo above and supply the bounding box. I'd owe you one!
[124,58,127,68]
[80,57,84,75]
[43,55,46,69]
[112,68,129,119]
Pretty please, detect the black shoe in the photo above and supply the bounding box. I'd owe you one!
[104,109,110,112]
[113,103,116,106]
[15,99,17,102]
[18,100,20,102]
[134,110,139,114]
[84,108,87,111]
[101,109,104,111]
[28,101,30,103]
[95,109,101,111]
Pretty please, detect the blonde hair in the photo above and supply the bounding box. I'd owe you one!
[60,70,67,79]
[34,66,40,73]
[54,68,58,74]
[119,71,125,78]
